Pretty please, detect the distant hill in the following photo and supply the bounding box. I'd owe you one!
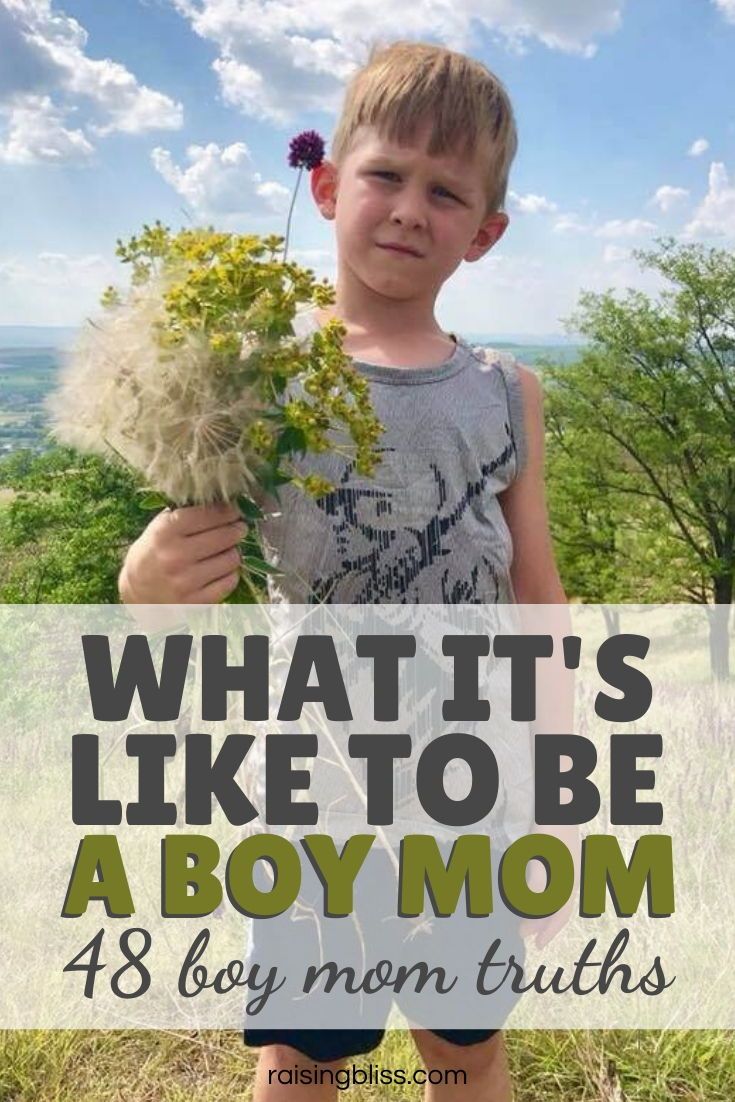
[464,332,577,347]
[0,326,79,349]
[1,325,580,349]
[470,342,582,366]
[0,330,582,456]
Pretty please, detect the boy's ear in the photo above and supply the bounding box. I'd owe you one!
[310,160,339,220]
[464,212,509,263]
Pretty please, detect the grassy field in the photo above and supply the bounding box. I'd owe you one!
[1,674,731,1101]
[0,1029,732,1100]
[0,347,58,454]
[0,675,729,1100]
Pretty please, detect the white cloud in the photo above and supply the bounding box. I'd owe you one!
[291,247,336,265]
[172,0,624,124]
[151,141,291,218]
[602,244,629,263]
[83,82,182,138]
[0,0,182,161]
[688,137,709,157]
[594,218,657,238]
[213,57,287,126]
[0,250,116,325]
[650,185,689,213]
[35,251,110,276]
[552,212,592,234]
[0,250,112,284]
[684,161,735,239]
[436,238,668,338]
[712,0,735,24]
[508,190,558,215]
[0,232,667,337]
[0,93,93,163]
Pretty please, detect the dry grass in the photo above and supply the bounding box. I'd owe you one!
[0,1030,733,1101]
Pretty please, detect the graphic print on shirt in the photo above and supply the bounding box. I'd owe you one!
[253,340,530,827]
[309,436,515,604]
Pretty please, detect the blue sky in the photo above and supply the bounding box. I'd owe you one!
[1,0,733,337]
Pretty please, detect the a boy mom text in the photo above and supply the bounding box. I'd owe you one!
[64,630,672,922]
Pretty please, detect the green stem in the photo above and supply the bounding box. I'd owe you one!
[223,525,273,604]
[283,167,303,263]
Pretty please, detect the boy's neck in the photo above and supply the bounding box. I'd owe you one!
[314,281,455,367]
[325,277,443,337]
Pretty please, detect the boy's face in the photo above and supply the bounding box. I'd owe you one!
[311,121,509,305]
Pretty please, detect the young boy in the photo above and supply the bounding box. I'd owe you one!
[120,39,567,1102]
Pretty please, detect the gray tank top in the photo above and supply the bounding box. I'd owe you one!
[260,306,527,604]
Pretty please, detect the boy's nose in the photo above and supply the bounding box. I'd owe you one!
[389,206,428,230]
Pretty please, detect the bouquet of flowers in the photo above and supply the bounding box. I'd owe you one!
[47,135,383,602]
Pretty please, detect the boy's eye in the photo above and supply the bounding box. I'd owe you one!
[371,172,460,202]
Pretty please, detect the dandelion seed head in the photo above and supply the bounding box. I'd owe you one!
[48,276,263,505]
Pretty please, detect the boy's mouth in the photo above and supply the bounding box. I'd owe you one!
[377,242,423,258]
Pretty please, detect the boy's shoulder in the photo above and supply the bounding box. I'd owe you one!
[468,341,538,391]
[467,341,526,374]
[466,344,540,479]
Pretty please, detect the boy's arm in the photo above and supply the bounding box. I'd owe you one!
[499,364,578,948]
[498,364,565,605]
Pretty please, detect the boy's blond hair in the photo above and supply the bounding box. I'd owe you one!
[330,41,518,216]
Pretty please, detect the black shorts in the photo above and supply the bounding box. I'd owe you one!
[242,1026,499,1062]
[242,843,524,1061]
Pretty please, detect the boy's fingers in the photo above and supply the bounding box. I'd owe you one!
[519,920,547,949]
[163,502,242,536]
[185,519,247,563]
[194,570,241,604]
[188,546,242,591]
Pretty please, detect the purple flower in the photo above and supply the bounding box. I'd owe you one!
[288,130,325,171]
[283,130,326,261]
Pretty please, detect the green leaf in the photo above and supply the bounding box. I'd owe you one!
[236,495,264,521]
[276,426,308,456]
[242,556,280,576]
[136,490,170,510]
[223,575,265,604]
[260,463,291,496]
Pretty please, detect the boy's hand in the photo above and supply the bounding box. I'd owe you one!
[518,856,576,949]
[119,502,247,605]
[518,824,580,950]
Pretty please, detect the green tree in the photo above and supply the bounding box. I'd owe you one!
[545,403,634,635]
[543,237,734,679]
[0,445,149,602]
[545,381,709,634]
